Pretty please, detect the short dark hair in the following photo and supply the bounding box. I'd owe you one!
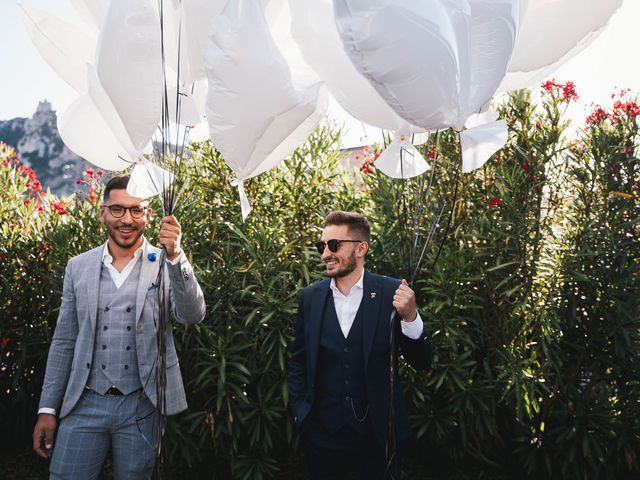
[103,174,130,202]
[324,211,371,243]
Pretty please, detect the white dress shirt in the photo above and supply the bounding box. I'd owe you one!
[329,271,424,339]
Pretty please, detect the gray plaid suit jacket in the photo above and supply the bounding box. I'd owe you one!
[38,242,206,418]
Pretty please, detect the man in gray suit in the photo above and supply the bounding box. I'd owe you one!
[32,174,206,479]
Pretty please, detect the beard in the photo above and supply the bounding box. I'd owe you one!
[325,249,358,278]
[106,223,144,250]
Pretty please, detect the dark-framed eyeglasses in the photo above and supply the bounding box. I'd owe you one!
[103,204,149,219]
[315,239,363,254]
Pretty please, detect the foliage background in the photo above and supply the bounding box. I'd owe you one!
[1,86,639,479]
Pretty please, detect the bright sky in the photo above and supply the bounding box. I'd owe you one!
[2,1,639,147]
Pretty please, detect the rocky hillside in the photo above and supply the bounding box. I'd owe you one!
[0,102,92,196]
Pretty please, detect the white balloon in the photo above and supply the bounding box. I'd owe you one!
[375,135,429,179]
[127,162,175,199]
[18,2,96,94]
[500,0,623,91]
[333,0,520,131]
[460,119,508,173]
[57,94,133,171]
[86,66,140,161]
[70,0,109,32]
[96,0,162,152]
[177,0,228,83]
[205,0,327,181]
[290,0,419,133]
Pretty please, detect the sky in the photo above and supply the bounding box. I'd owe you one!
[1,0,639,147]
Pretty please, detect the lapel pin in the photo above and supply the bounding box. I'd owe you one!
[370,292,376,300]
[147,252,157,262]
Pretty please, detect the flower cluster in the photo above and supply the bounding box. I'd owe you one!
[76,167,104,203]
[587,89,640,126]
[358,145,380,175]
[541,79,579,103]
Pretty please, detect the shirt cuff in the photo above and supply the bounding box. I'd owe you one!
[38,407,56,416]
[166,251,184,265]
[401,311,424,339]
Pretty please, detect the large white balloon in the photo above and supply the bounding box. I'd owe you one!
[290,0,419,134]
[96,0,163,152]
[69,0,109,32]
[500,0,623,91]
[18,2,95,94]
[333,0,520,131]
[205,0,327,217]
[58,94,133,171]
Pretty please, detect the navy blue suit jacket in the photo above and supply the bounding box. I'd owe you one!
[288,270,432,444]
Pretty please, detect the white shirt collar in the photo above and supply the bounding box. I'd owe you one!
[329,269,364,297]
[101,237,147,264]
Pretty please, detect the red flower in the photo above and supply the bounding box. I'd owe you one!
[51,200,69,216]
[586,106,610,126]
[521,161,529,170]
[635,182,640,192]
[428,151,436,159]
[625,145,634,155]
[612,164,621,173]
[76,178,83,185]
[0,336,9,349]
[1,159,8,167]
[97,171,104,177]
[490,196,502,207]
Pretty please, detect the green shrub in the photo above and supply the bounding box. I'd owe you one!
[0,85,638,479]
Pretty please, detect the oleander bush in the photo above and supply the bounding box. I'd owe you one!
[0,84,638,479]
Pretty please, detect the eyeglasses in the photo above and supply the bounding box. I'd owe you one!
[104,204,148,219]
[315,239,363,254]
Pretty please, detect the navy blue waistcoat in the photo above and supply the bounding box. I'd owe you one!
[312,294,370,434]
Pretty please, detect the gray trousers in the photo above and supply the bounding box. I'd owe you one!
[50,389,157,480]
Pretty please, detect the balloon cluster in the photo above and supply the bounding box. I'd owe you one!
[19,0,623,215]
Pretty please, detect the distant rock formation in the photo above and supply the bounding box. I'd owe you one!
[0,101,92,196]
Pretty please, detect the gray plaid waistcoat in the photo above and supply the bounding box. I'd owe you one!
[86,260,143,395]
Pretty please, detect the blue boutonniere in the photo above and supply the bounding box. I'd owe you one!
[147,252,157,262]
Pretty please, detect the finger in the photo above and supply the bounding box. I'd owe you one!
[33,429,49,458]
[44,428,55,456]
[161,215,181,228]
[401,279,409,286]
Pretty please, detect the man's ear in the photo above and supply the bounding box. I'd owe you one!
[99,206,106,225]
[358,241,369,258]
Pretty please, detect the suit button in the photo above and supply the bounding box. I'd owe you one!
[101,365,106,370]
[345,379,350,385]
[124,365,129,370]
[103,326,108,331]
[345,363,349,369]
[345,396,350,401]
[126,346,131,351]
[104,306,110,312]
[102,345,107,350]
[127,326,131,331]
[343,347,349,353]
[126,307,132,312]
[86,363,90,369]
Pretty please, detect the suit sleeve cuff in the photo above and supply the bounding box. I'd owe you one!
[166,251,184,265]
[38,407,57,416]
[401,311,424,339]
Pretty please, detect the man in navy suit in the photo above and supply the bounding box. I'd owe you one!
[288,211,432,479]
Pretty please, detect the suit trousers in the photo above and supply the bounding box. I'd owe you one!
[302,416,394,480]
[50,389,157,480]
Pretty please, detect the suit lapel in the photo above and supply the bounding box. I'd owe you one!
[306,282,329,380]
[87,247,103,334]
[136,244,161,325]
[362,270,382,372]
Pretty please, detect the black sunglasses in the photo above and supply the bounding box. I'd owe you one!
[104,204,149,219]
[315,239,363,254]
